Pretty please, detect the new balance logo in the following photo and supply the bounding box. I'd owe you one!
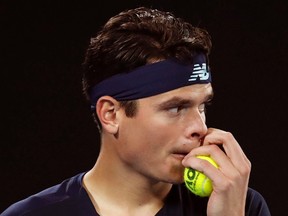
[188,63,210,81]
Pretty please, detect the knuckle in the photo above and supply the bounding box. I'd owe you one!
[239,161,252,176]
[218,178,233,191]
[198,158,210,168]
[210,144,220,152]
[223,131,234,141]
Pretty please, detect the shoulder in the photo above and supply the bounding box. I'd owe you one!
[164,185,271,216]
[245,187,271,216]
[1,173,87,216]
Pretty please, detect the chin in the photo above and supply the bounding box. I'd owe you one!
[166,176,184,184]
[167,167,185,184]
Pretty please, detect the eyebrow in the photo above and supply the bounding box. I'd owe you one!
[156,91,214,110]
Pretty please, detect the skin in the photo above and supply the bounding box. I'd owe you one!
[83,83,251,216]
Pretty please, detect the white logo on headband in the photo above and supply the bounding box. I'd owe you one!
[188,63,210,81]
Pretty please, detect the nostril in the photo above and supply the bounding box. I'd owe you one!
[191,132,200,137]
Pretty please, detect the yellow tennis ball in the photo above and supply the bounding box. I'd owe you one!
[183,155,219,197]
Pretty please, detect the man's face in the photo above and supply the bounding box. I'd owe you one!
[116,83,213,184]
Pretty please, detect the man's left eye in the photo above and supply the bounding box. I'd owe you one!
[199,104,206,113]
[199,101,212,113]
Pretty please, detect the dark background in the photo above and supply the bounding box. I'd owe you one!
[1,0,288,215]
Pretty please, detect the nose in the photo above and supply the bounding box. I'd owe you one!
[187,110,208,140]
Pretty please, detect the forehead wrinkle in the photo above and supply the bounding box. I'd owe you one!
[155,85,214,109]
[139,83,213,109]
[156,97,193,110]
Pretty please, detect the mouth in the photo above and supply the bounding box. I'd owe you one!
[171,151,189,160]
[172,154,186,160]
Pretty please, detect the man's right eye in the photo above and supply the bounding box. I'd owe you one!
[167,105,187,115]
[168,107,180,114]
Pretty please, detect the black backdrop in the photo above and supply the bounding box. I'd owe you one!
[1,0,288,215]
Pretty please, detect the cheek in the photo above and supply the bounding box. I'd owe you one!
[118,107,187,160]
[139,115,180,141]
[129,119,169,148]
[119,116,172,156]
[117,127,166,172]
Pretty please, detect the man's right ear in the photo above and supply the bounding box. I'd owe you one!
[95,96,120,134]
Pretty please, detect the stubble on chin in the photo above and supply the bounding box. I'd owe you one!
[168,164,185,184]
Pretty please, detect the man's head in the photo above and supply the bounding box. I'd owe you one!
[81,6,214,184]
[82,6,212,127]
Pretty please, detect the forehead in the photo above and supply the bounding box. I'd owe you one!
[146,83,213,101]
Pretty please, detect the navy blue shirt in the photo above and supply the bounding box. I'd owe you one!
[1,173,271,216]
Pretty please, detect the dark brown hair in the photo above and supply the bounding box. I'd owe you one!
[82,7,212,125]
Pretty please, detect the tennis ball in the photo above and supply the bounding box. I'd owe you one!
[184,155,219,197]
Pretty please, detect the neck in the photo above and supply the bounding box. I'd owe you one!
[83,146,172,216]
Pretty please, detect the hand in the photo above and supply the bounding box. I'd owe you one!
[182,128,251,216]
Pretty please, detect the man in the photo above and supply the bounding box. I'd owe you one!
[1,7,270,216]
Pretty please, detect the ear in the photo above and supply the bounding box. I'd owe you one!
[96,96,120,134]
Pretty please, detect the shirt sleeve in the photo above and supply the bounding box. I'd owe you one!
[245,188,271,216]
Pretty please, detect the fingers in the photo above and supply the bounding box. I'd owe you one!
[204,128,251,179]
[182,128,251,215]
[183,128,251,173]
[182,127,251,190]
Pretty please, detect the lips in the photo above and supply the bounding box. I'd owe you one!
[171,141,200,157]
[172,148,191,155]
[173,151,188,156]
[170,143,197,159]
[171,150,190,159]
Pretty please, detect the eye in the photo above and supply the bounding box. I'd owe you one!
[198,104,206,113]
[199,101,212,113]
[167,104,190,115]
[168,106,183,114]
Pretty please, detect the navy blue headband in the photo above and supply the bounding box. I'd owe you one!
[90,53,211,109]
